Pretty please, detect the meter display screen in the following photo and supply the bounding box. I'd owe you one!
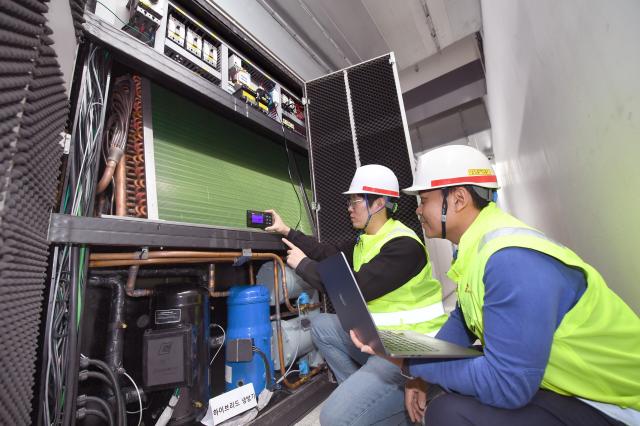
[251,213,264,224]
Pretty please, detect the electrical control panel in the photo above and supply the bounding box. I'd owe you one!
[185,27,203,57]
[203,39,218,66]
[281,90,306,136]
[164,3,221,83]
[167,14,186,45]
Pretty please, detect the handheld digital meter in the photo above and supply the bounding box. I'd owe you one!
[246,210,273,229]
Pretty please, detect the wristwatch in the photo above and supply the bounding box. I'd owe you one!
[400,359,415,380]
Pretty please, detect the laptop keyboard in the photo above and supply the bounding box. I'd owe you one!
[379,330,437,353]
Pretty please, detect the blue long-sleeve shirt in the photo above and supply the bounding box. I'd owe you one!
[408,247,586,409]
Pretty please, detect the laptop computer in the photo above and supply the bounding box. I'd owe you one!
[317,252,481,359]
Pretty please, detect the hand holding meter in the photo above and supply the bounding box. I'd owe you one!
[246,210,273,229]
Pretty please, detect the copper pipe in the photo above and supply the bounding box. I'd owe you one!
[89,251,296,313]
[284,365,324,390]
[272,256,323,389]
[207,264,229,297]
[125,265,152,297]
[270,311,297,321]
[248,262,255,285]
[90,257,238,268]
[96,160,117,194]
[92,251,244,261]
[115,157,127,216]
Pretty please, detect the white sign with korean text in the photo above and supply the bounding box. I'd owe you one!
[201,383,257,425]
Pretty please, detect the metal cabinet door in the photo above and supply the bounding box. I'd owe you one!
[304,53,421,244]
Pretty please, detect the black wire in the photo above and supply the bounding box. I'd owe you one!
[82,408,109,424]
[280,124,303,230]
[62,247,80,426]
[79,370,112,386]
[81,395,115,426]
[252,346,273,390]
[290,149,315,228]
[86,358,125,426]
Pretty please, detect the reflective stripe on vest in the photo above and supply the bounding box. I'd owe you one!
[478,227,564,253]
[370,301,445,327]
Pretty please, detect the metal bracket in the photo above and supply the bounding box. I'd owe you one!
[136,247,149,260]
[389,54,395,65]
[301,97,308,105]
[233,248,253,266]
[311,202,320,212]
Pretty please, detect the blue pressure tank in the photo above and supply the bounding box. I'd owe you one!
[225,286,274,394]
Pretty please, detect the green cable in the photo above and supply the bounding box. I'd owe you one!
[76,246,87,327]
[62,185,71,212]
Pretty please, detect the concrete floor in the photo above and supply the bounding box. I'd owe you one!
[294,400,324,426]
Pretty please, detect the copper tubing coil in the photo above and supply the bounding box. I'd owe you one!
[122,74,147,219]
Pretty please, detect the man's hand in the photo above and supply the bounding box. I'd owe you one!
[264,209,290,235]
[350,329,376,355]
[282,238,307,269]
[405,378,428,423]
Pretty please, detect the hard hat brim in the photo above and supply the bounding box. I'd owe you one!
[342,189,398,196]
[402,185,428,195]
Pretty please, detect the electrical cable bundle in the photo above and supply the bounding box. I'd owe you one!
[77,356,126,426]
[41,43,112,426]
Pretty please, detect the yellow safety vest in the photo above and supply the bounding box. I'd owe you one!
[449,203,640,410]
[354,218,447,334]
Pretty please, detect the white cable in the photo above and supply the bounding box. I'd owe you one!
[122,371,143,426]
[277,297,303,383]
[209,324,226,366]
[155,391,180,426]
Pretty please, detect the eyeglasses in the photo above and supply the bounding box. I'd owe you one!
[346,198,366,208]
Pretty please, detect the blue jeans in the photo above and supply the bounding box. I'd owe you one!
[311,313,411,426]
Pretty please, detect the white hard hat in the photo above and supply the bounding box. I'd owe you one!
[403,145,499,195]
[343,164,400,197]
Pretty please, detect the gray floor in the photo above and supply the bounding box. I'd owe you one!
[294,399,324,426]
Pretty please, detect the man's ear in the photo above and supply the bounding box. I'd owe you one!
[451,187,471,212]
[374,196,386,211]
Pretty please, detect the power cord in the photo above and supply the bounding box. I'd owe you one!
[280,124,303,230]
[252,346,274,390]
[209,324,226,366]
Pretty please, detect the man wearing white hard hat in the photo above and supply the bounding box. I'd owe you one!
[266,164,446,425]
[351,145,640,426]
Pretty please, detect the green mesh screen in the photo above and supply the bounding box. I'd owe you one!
[151,83,312,233]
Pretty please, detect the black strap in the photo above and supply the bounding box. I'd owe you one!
[441,188,449,239]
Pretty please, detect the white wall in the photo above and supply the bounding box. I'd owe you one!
[212,0,327,81]
[482,0,640,312]
[45,0,78,94]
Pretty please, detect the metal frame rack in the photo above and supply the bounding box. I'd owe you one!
[36,3,330,425]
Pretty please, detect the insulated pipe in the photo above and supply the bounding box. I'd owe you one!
[87,276,126,372]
